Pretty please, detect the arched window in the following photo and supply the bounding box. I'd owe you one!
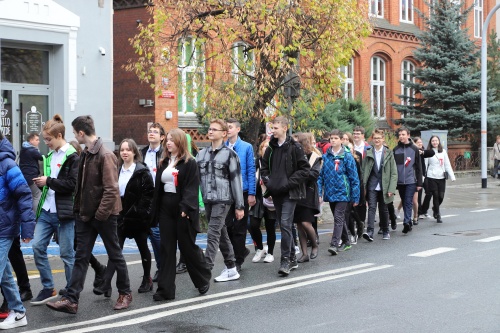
[401,60,415,112]
[340,58,354,99]
[231,41,255,84]
[177,37,205,115]
[370,56,386,118]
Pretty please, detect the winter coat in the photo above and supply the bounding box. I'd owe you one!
[493,142,500,160]
[74,138,122,222]
[318,145,360,203]
[0,138,35,239]
[425,149,456,181]
[393,139,423,187]
[260,135,310,200]
[19,142,42,185]
[196,143,245,210]
[151,157,202,232]
[362,146,398,204]
[36,145,79,222]
[225,136,256,195]
[296,152,322,214]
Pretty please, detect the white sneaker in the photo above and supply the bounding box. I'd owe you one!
[214,267,240,282]
[263,253,274,263]
[295,246,300,255]
[396,209,401,219]
[0,311,27,329]
[252,249,266,263]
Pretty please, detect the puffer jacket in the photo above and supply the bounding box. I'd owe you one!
[196,143,245,210]
[318,145,360,203]
[119,163,154,237]
[74,138,122,222]
[36,145,79,221]
[0,138,35,239]
[361,146,398,204]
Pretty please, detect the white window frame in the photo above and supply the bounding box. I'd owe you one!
[370,56,386,119]
[178,37,205,115]
[340,58,354,99]
[401,60,415,116]
[369,0,384,17]
[400,0,414,23]
[474,0,483,38]
[231,41,255,83]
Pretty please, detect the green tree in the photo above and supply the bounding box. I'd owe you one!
[127,0,372,145]
[394,0,500,139]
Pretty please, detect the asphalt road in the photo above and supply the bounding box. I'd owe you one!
[12,177,500,333]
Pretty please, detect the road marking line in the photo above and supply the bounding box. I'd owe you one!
[24,263,378,333]
[441,215,457,218]
[408,247,456,257]
[470,208,497,212]
[59,265,393,333]
[474,236,500,243]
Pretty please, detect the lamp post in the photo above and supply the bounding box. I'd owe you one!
[480,3,500,188]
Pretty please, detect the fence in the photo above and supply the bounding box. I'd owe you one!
[447,151,480,171]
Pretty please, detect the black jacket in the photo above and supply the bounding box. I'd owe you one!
[296,152,322,213]
[119,163,154,237]
[420,149,435,177]
[261,135,310,200]
[44,152,79,221]
[19,143,42,185]
[150,157,201,232]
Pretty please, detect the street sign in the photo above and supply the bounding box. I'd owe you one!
[160,90,175,99]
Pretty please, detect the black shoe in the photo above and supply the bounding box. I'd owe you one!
[138,276,153,293]
[152,270,159,282]
[93,264,107,288]
[391,219,397,230]
[436,215,443,223]
[58,289,67,296]
[236,264,242,273]
[93,281,112,298]
[198,284,210,295]
[377,229,383,235]
[278,258,290,276]
[328,246,338,256]
[402,223,410,234]
[290,255,298,270]
[153,293,175,301]
[362,232,374,242]
[20,289,33,302]
[176,263,187,274]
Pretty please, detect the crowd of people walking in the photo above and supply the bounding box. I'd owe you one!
[0,114,458,329]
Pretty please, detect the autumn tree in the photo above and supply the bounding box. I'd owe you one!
[127,0,372,145]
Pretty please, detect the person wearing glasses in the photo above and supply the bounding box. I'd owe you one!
[141,123,166,282]
[196,119,244,282]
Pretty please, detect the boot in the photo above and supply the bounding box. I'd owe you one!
[138,276,153,293]
[93,264,107,288]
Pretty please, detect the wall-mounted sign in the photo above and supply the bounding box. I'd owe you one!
[25,106,44,135]
[160,90,175,99]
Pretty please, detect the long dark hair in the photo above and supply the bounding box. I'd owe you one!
[427,135,443,153]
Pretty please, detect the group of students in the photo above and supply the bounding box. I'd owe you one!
[0,114,456,330]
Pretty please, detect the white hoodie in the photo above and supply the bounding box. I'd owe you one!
[424,148,456,181]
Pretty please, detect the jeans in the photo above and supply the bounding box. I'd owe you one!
[397,183,417,225]
[8,237,31,292]
[494,159,500,178]
[366,190,389,232]
[66,216,131,303]
[0,238,25,313]
[329,202,350,247]
[32,210,75,290]
[204,203,235,269]
[272,196,297,259]
[149,227,161,269]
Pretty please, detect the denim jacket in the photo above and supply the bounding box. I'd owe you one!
[196,143,245,210]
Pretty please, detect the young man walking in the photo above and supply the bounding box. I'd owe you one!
[141,123,166,280]
[318,129,360,255]
[261,116,310,276]
[0,131,35,329]
[47,116,132,314]
[197,119,245,282]
[224,118,256,271]
[393,127,422,234]
[361,129,397,241]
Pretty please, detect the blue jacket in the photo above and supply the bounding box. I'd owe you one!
[19,141,42,185]
[318,145,360,203]
[225,136,256,195]
[0,138,36,239]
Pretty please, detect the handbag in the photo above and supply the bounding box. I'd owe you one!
[444,171,449,180]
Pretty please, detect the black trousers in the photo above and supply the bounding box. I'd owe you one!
[249,208,277,253]
[156,193,211,299]
[225,192,250,265]
[66,216,131,303]
[421,178,446,216]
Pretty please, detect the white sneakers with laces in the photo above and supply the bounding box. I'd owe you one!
[0,311,27,329]
[214,267,240,282]
[263,253,274,263]
[252,249,266,262]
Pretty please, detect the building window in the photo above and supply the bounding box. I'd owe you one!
[401,60,415,115]
[474,0,483,38]
[340,58,354,99]
[370,56,386,118]
[369,0,384,17]
[401,0,413,23]
[231,42,255,84]
[178,37,205,115]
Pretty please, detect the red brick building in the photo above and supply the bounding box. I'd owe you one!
[112,0,495,145]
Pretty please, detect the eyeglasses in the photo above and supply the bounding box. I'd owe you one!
[148,130,161,134]
[208,128,225,132]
